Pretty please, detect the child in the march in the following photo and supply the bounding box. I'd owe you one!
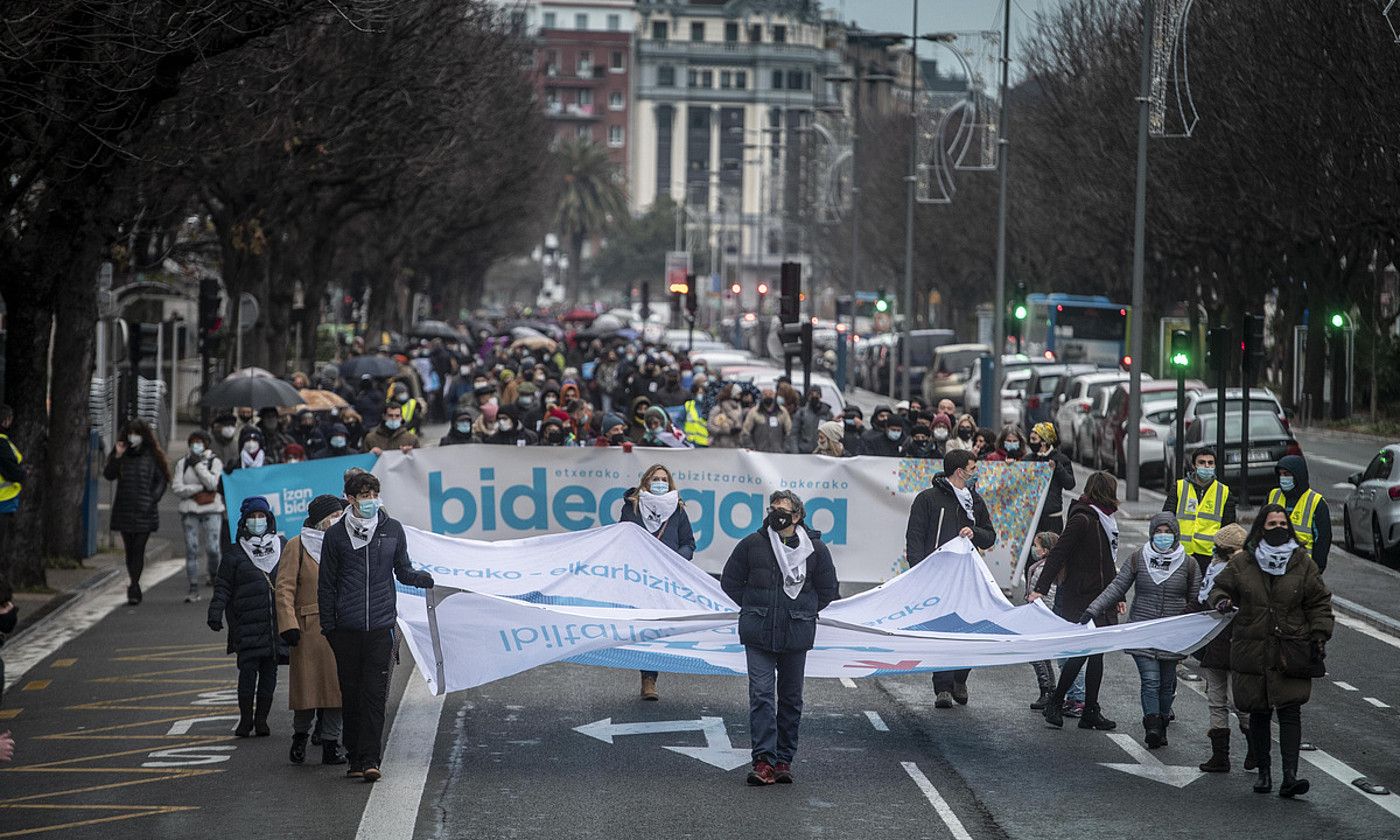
[1024,531,1060,710]
[208,497,287,737]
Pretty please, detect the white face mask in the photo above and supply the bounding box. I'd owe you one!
[219,426,236,439]
[127,434,143,447]
[189,442,206,456]
[244,440,260,454]
[497,419,513,432]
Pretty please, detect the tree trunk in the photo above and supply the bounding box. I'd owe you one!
[567,232,585,305]
[0,297,54,588]
[44,267,100,560]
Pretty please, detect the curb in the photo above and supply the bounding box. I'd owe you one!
[1293,426,1393,447]
[1332,596,1400,636]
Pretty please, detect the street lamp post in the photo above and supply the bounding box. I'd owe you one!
[988,0,1012,432]
[900,0,919,403]
[1125,0,1155,501]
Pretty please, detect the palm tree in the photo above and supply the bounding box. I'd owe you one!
[553,138,628,303]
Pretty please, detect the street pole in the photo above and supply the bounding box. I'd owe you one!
[989,0,1012,431]
[1125,0,1154,501]
[900,0,918,402]
[846,58,864,392]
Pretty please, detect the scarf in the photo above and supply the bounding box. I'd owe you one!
[239,533,280,573]
[301,528,325,565]
[344,509,380,550]
[1143,544,1187,585]
[1255,540,1296,576]
[638,490,679,534]
[767,527,814,601]
[241,448,265,469]
[1090,504,1119,558]
[951,484,976,522]
[1199,559,1226,603]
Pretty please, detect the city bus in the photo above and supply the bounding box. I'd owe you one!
[1020,293,1130,368]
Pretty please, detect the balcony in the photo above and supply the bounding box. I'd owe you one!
[545,102,601,120]
[638,39,840,65]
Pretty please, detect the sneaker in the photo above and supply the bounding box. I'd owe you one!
[934,691,954,709]
[363,767,382,783]
[184,588,202,603]
[951,683,969,705]
[773,762,793,784]
[747,760,776,786]
[1030,689,1053,711]
[1062,700,1085,718]
[346,767,365,779]
[1043,703,1064,729]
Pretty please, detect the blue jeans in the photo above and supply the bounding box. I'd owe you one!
[1061,658,1086,703]
[745,647,807,764]
[1132,655,1178,717]
[181,512,222,586]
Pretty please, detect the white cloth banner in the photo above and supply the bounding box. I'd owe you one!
[372,443,1051,587]
[393,525,1228,695]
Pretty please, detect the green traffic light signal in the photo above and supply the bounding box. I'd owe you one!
[1013,304,1028,320]
[1170,351,1190,368]
[875,299,889,313]
[1329,312,1345,329]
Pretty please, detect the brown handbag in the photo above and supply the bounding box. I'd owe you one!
[193,490,218,506]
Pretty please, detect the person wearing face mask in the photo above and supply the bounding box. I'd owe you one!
[362,403,419,456]
[385,382,421,436]
[1193,523,1248,774]
[104,419,171,606]
[1084,513,1202,749]
[172,431,225,600]
[1164,447,1237,573]
[353,376,385,431]
[256,407,294,462]
[928,414,952,457]
[721,491,839,786]
[485,406,538,446]
[707,385,745,449]
[209,412,242,468]
[903,449,997,707]
[786,388,832,455]
[1026,422,1076,534]
[338,408,366,451]
[1207,505,1333,798]
[680,381,711,447]
[312,423,360,459]
[628,357,663,400]
[839,408,867,456]
[439,411,476,446]
[566,399,596,445]
[936,399,958,422]
[282,443,308,465]
[1023,531,1062,711]
[861,410,907,458]
[513,382,543,432]
[901,426,936,459]
[944,414,978,453]
[640,406,687,448]
[597,414,628,447]
[291,409,326,454]
[275,494,349,767]
[539,416,571,447]
[655,368,689,408]
[1266,455,1330,573]
[620,465,696,700]
[234,427,269,471]
[814,421,845,457]
[741,389,791,453]
[319,472,433,782]
[208,497,287,738]
[985,427,1026,462]
[627,396,655,444]
[235,407,258,436]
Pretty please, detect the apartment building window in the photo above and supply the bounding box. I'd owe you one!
[577,125,592,141]
[578,88,593,107]
[786,69,806,90]
[749,23,762,42]
[577,50,592,76]
[610,50,624,71]
[609,91,625,110]
[691,22,705,42]
[702,69,713,88]
[772,25,787,43]
[657,65,675,87]
[655,105,674,203]
[608,125,624,147]
[575,13,588,29]
[652,21,668,41]
[687,68,697,88]
[725,22,739,42]
[771,69,783,89]
[735,70,747,89]
[607,14,621,31]
[544,50,559,76]
[720,70,732,89]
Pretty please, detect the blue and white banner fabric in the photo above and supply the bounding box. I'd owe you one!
[393,526,1228,695]
[221,454,376,539]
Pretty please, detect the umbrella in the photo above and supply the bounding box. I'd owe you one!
[225,366,275,380]
[510,326,545,340]
[561,308,597,323]
[510,335,558,353]
[297,388,349,411]
[409,320,461,340]
[203,375,304,409]
[591,313,627,333]
[339,354,400,380]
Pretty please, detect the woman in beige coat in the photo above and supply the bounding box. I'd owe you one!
[275,494,348,766]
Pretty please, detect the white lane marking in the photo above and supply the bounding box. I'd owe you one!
[1333,596,1400,633]
[1363,697,1391,709]
[1334,681,1359,691]
[1303,452,1370,472]
[1099,733,1204,788]
[839,677,858,688]
[901,761,974,840]
[864,711,889,732]
[355,676,446,840]
[1336,613,1400,651]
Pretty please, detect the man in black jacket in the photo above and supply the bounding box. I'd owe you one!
[903,449,997,708]
[318,471,433,783]
[721,490,839,787]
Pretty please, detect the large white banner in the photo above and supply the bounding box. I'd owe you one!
[392,524,1228,695]
[372,445,1051,586]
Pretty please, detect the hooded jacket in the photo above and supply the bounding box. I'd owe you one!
[786,399,833,455]
[1271,454,1331,572]
[317,509,431,634]
[209,507,286,663]
[904,475,996,566]
[1033,497,1120,623]
[721,525,840,653]
[1087,512,1202,658]
[103,442,167,532]
[861,414,908,458]
[311,423,358,459]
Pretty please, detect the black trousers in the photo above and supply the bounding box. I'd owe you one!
[120,531,150,585]
[237,655,278,704]
[328,627,394,769]
[1053,654,1105,707]
[1249,704,1302,773]
[932,669,971,693]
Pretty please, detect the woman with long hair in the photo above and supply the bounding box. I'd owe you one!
[619,464,696,701]
[103,418,171,605]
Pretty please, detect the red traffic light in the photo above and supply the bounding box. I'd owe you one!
[757,283,769,295]
[730,283,741,295]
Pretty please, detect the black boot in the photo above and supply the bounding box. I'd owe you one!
[1078,704,1117,731]
[1199,728,1231,772]
[1279,770,1310,798]
[322,739,348,766]
[234,695,254,738]
[1031,662,1055,710]
[1242,724,1257,770]
[1159,713,1170,746]
[1043,695,1066,729]
[253,693,273,737]
[1144,715,1165,748]
[290,733,309,764]
[1253,767,1273,793]
[127,582,142,606]
[1031,689,1054,711]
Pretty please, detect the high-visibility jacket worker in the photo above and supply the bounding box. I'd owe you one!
[1174,477,1232,557]
[0,429,23,512]
[682,399,710,447]
[1268,485,1322,548]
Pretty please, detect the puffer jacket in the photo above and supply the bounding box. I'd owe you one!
[721,526,839,653]
[786,402,832,454]
[209,521,286,664]
[1033,498,1119,624]
[619,490,696,560]
[103,446,167,533]
[171,453,225,515]
[318,512,426,634]
[1087,546,1202,659]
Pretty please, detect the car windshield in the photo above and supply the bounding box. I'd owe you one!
[1197,412,1287,441]
[1194,397,1277,415]
[1034,375,1061,395]
[938,349,985,375]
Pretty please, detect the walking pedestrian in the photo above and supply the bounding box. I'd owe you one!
[1023,531,1060,711]
[706,385,744,449]
[208,497,286,738]
[1194,522,1248,773]
[1267,455,1331,573]
[319,471,434,782]
[984,426,1026,461]
[439,410,475,446]
[172,430,225,600]
[721,491,839,786]
[814,421,845,457]
[0,578,17,705]
[1164,447,1236,573]
[1030,470,1122,732]
[275,494,348,766]
[1207,504,1333,798]
[0,406,27,585]
[104,419,170,606]
[1026,422,1075,534]
[741,389,790,452]
[208,412,241,469]
[1085,512,1202,748]
[786,388,832,454]
[620,465,696,701]
[363,403,420,455]
[233,427,269,471]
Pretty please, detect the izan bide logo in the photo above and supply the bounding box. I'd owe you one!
[260,487,314,520]
[428,467,848,549]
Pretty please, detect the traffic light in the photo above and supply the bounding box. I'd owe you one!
[127,322,160,378]
[1243,313,1265,367]
[668,276,689,295]
[197,278,223,353]
[874,288,889,313]
[1327,310,1350,331]
[1169,329,1191,369]
[684,272,697,316]
[778,262,801,324]
[639,280,651,321]
[730,283,741,296]
[1011,282,1028,321]
[1206,326,1231,375]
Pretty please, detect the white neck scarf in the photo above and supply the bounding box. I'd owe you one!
[1199,558,1227,603]
[1255,540,1296,576]
[638,490,679,534]
[951,484,976,522]
[1143,544,1187,585]
[1091,505,1120,558]
[241,448,265,469]
[301,528,325,565]
[239,533,280,573]
[345,509,380,550]
[767,526,814,600]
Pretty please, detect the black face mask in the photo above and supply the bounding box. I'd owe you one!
[546,431,565,444]
[809,397,822,408]
[608,432,627,445]
[767,510,793,531]
[1262,527,1292,547]
[761,397,775,409]
[957,428,973,441]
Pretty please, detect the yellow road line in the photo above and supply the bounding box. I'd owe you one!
[0,770,221,803]
[21,681,50,692]
[0,709,20,720]
[49,659,76,668]
[0,804,198,838]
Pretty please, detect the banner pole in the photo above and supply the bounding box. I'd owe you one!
[426,585,451,696]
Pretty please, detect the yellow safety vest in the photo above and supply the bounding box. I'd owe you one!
[683,400,710,447]
[1175,479,1230,556]
[0,433,20,502]
[396,398,418,426]
[1267,488,1322,550]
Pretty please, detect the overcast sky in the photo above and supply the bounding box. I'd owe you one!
[837,0,1066,67]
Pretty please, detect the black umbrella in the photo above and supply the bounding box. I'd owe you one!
[339,354,400,380]
[202,375,304,409]
[409,320,461,340]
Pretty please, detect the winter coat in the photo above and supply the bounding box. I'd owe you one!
[274,535,341,710]
[707,401,744,449]
[1207,545,1334,712]
[1087,546,1202,659]
[860,425,907,458]
[1026,448,1076,524]
[904,476,996,566]
[786,402,833,454]
[209,430,241,470]
[362,424,419,452]
[721,526,840,653]
[438,428,474,446]
[103,446,167,533]
[171,453,225,516]
[740,406,790,453]
[620,490,696,560]
[655,382,689,408]
[318,512,423,634]
[841,422,868,456]
[209,537,287,664]
[1033,499,1120,624]
[1193,563,1235,670]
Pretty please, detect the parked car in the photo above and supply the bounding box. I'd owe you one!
[864,329,956,395]
[962,355,1054,422]
[1175,388,1289,446]
[854,334,892,391]
[1182,410,1302,502]
[1074,387,1116,466]
[1130,398,1178,487]
[1000,367,1036,430]
[1093,379,1206,475]
[1053,370,1140,460]
[921,342,992,407]
[1343,445,1400,565]
[1018,363,1097,429]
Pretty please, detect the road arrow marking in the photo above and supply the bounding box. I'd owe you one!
[1099,733,1205,788]
[574,716,750,771]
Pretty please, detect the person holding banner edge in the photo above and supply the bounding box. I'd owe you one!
[902,449,996,708]
[721,491,839,786]
[620,464,696,701]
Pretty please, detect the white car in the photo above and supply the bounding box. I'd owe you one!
[1053,370,1139,459]
[962,356,1052,423]
[1000,367,1035,429]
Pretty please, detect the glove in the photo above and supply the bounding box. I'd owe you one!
[207,619,222,632]
[281,628,301,647]
[413,572,435,590]
[1076,611,1095,625]
[1215,598,1234,614]
[1312,639,1327,658]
